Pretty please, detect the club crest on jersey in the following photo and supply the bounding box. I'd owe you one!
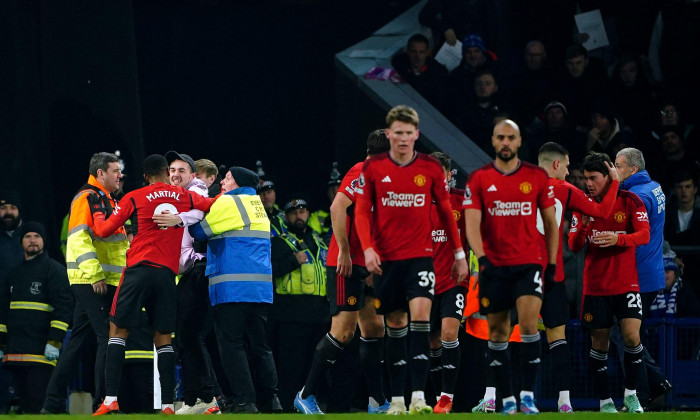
[374,298,381,309]
[453,210,461,221]
[583,313,593,322]
[30,282,42,295]
[614,211,626,223]
[347,296,357,306]
[481,297,490,308]
[519,182,533,194]
[414,174,427,187]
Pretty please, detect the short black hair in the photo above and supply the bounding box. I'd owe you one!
[538,142,569,157]
[89,152,120,177]
[143,154,169,177]
[430,151,451,171]
[565,43,587,60]
[367,129,390,156]
[582,152,611,175]
[673,169,696,186]
[407,33,429,49]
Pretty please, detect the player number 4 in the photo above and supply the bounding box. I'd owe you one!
[418,271,436,295]
[533,271,543,294]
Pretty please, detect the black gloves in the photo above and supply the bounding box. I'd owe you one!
[87,193,107,217]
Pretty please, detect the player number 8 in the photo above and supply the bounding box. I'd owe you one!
[455,293,465,315]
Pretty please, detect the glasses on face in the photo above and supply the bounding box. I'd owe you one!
[660,109,678,116]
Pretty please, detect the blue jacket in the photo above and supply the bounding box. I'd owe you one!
[621,170,666,292]
[190,187,273,305]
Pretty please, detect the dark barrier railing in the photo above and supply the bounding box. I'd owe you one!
[537,318,700,410]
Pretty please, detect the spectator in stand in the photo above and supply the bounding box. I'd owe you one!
[447,33,498,118]
[525,101,587,164]
[454,70,510,154]
[650,102,700,159]
[649,258,700,319]
[586,105,635,159]
[391,34,449,112]
[510,41,554,126]
[566,162,587,192]
[665,170,700,246]
[651,126,700,194]
[611,55,656,150]
[552,44,609,129]
[418,0,498,53]
[0,190,24,282]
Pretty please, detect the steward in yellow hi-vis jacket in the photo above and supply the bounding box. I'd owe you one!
[269,197,329,411]
[0,222,72,413]
[190,166,280,413]
[43,152,129,414]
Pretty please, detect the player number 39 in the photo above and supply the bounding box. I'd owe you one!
[418,271,436,295]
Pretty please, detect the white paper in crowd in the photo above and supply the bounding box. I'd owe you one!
[574,9,610,51]
[434,40,463,73]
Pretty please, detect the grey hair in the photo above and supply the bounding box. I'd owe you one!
[616,148,645,171]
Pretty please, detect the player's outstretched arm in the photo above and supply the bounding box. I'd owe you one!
[88,194,130,238]
[567,212,589,253]
[541,205,558,264]
[330,192,353,278]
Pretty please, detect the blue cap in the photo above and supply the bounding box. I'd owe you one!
[462,33,486,53]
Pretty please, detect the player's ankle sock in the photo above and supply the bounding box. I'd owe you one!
[484,387,496,401]
[105,337,126,397]
[558,390,571,407]
[589,349,611,400]
[549,339,572,397]
[600,398,614,408]
[487,341,513,399]
[519,333,541,393]
[386,326,408,398]
[360,336,386,404]
[502,395,516,407]
[162,404,174,411]
[104,396,118,405]
[302,333,344,398]
[624,343,644,391]
[156,345,176,404]
[429,346,443,395]
[624,388,637,397]
[441,339,460,396]
[408,321,431,395]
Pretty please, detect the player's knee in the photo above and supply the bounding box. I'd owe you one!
[622,332,640,348]
[441,329,458,343]
[330,327,355,345]
[359,320,384,339]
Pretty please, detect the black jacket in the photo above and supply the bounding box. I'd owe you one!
[0,252,73,366]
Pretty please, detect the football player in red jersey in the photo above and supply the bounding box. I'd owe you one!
[568,152,650,414]
[355,105,468,415]
[295,130,390,414]
[427,152,470,414]
[90,155,214,415]
[537,142,620,413]
[464,119,558,414]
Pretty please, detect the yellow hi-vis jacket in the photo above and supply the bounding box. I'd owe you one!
[65,175,128,286]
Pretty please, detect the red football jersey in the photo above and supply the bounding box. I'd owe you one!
[568,190,650,296]
[93,183,214,275]
[543,178,619,282]
[464,162,554,267]
[355,152,460,261]
[327,161,365,267]
[431,188,468,294]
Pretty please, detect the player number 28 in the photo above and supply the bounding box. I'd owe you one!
[626,293,642,309]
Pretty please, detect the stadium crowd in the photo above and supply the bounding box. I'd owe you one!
[1,0,700,415]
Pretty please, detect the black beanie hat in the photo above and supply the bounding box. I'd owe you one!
[19,221,46,241]
[228,166,259,189]
[0,189,21,209]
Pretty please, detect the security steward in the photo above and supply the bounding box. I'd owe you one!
[0,222,72,413]
[308,163,342,246]
[190,166,280,414]
[269,197,329,411]
[258,179,286,237]
[42,152,129,414]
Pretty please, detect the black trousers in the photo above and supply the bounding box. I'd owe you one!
[213,302,278,405]
[267,319,326,411]
[175,264,218,405]
[7,364,53,414]
[118,362,154,413]
[43,284,115,413]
